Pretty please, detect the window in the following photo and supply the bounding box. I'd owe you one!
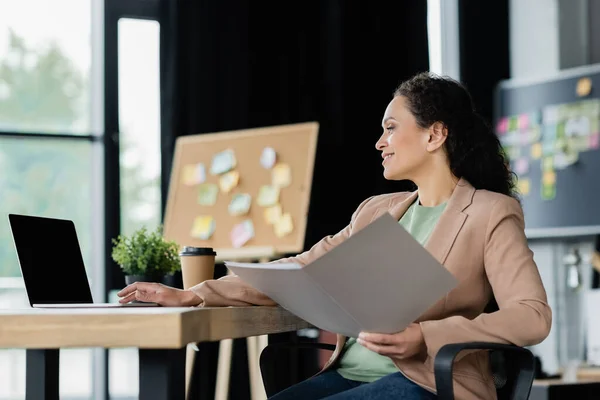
[0,139,94,277]
[109,17,162,399]
[0,1,102,399]
[118,18,162,237]
[0,0,93,134]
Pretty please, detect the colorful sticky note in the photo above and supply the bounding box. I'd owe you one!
[198,183,218,206]
[257,185,280,207]
[496,117,508,134]
[260,147,277,169]
[228,193,252,216]
[508,116,519,132]
[210,149,237,175]
[182,163,206,186]
[503,146,521,160]
[182,165,197,186]
[543,106,559,124]
[576,77,592,97]
[264,204,282,225]
[590,133,600,149]
[219,170,240,193]
[541,183,556,201]
[230,220,255,248]
[542,156,554,172]
[514,158,529,176]
[531,143,542,160]
[518,113,530,130]
[272,163,292,188]
[274,213,293,238]
[542,170,556,186]
[517,178,530,196]
[191,216,216,240]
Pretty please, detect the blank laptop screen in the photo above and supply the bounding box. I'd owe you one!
[9,214,94,306]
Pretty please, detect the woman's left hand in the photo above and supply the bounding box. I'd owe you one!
[357,323,426,360]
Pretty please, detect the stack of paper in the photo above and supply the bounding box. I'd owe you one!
[225,213,457,338]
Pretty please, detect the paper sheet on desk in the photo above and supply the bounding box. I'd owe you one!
[225,213,458,338]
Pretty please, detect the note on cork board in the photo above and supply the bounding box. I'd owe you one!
[163,122,319,260]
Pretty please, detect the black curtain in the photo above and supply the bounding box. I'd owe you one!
[458,0,510,123]
[160,1,429,398]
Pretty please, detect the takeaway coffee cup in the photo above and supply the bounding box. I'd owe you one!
[179,246,217,290]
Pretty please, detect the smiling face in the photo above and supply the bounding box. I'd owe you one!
[375,96,435,181]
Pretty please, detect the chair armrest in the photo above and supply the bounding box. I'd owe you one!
[434,342,535,400]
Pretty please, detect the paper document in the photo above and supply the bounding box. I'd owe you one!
[225,213,457,338]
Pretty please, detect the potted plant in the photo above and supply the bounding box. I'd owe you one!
[111,226,181,285]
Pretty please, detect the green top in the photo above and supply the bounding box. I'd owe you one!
[336,198,448,382]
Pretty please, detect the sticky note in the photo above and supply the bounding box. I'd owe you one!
[590,133,600,149]
[264,204,282,225]
[182,163,206,186]
[541,183,556,201]
[274,213,293,238]
[531,143,542,160]
[517,178,530,196]
[230,220,255,248]
[542,157,554,172]
[198,183,218,206]
[576,77,592,97]
[260,147,277,169]
[513,158,529,175]
[542,170,556,186]
[219,170,240,193]
[210,149,237,175]
[508,116,518,131]
[518,113,530,130]
[182,165,197,186]
[543,106,559,124]
[257,185,280,207]
[504,146,521,160]
[228,193,252,216]
[272,163,292,188]
[496,117,508,134]
[191,216,216,240]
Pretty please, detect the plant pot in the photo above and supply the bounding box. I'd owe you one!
[125,274,165,286]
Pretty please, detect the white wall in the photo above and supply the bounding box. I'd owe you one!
[509,0,560,79]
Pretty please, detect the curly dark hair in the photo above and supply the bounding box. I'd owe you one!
[394,72,517,198]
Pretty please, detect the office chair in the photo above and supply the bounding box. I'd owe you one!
[260,299,536,400]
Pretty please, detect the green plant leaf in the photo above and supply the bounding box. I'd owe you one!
[111,225,181,276]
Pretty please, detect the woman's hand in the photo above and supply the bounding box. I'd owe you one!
[117,282,202,307]
[357,323,426,361]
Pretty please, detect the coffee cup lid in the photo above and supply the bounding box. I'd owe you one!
[179,246,217,256]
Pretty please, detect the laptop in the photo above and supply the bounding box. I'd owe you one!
[8,214,158,308]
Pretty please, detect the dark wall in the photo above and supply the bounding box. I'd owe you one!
[458,0,510,122]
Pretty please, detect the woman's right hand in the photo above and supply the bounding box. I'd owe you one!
[117,282,202,307]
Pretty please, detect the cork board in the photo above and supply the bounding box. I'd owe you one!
[163,122,319,260]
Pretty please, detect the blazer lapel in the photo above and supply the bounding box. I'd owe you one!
[324,179,475,372]
[370,190,419,223]
[424,178,475,264]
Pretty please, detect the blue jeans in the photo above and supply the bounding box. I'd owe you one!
[268,370,437,399]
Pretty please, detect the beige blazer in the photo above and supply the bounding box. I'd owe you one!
[191,178,552,400]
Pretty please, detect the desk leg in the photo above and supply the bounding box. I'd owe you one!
[139,348,186,400]
[26,349,59,400]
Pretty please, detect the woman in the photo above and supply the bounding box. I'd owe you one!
[118,72,552,400]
